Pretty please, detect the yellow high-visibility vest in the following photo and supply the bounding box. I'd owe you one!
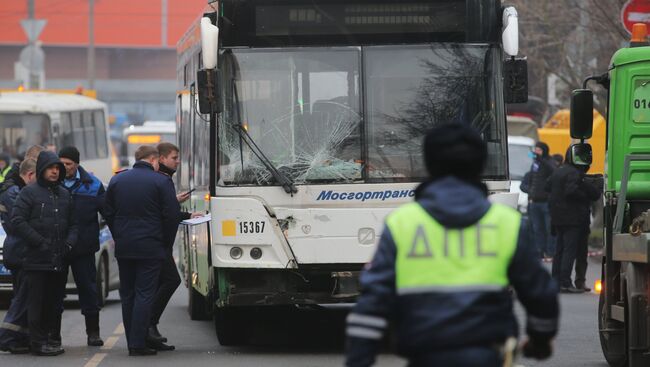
[386,202,521,295]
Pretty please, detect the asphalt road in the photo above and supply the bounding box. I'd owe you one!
[0,256,607,367]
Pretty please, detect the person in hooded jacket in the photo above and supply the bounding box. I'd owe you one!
[520,142,556,259]
[0,158,37,354]
[345,123,559,367]
[546,147,602,293]
[10,151,78,356]
[51,146,105,347]
[105,145,180,356]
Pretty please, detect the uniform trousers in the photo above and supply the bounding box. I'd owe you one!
[117,258,162,349]
[54,253,101,316]
[150,253,181,326]
[0,269,29,348]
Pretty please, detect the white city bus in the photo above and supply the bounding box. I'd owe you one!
[177,0,522,345]
[0,92,113,182]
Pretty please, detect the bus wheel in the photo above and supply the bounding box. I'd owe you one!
[214,307,246,346]
[188,285,210,321]
[598,291,626,367]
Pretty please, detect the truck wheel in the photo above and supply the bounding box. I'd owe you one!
[188,284,210,321]
[214,307,246,346]
[598,291,627,367]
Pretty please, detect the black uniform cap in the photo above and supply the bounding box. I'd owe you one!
[423,123,487,182]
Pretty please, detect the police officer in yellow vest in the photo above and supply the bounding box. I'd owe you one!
[345,124,559,367]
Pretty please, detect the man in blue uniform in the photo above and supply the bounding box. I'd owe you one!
[105,145,180,356]
[56,146,105,346]
[345,124,559,366]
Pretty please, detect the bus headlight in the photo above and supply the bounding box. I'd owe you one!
[250,247,262,260]
[230,247,243,259]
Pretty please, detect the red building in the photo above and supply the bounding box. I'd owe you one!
[0,0,206,121]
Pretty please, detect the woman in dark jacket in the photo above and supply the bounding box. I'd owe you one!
[10,151,78,356]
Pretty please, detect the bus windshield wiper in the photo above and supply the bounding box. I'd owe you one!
[232,124,298,195]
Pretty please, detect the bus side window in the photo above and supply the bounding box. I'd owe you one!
[82,111,96,159]
[93,110,108,158]
[71,112,86,158]
[59,112,74,149]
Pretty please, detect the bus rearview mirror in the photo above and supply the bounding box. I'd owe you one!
[197,69,220,114]
[570,89,593,139]
[504,57,528,104]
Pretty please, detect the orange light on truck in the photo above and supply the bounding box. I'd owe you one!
[631,23,648,43]
[595,280,602,294]
[127,135,161,144]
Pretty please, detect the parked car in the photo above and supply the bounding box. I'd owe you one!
[0,220,119,306]
[508,135,535,214]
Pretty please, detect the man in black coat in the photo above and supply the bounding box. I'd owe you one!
[146,142,198,350]
[521,142,556,258]
[0,158,37,354]
[11,151,78,356]
[105,145,180,356]
[55,146,105,347]
[547,148,602,293]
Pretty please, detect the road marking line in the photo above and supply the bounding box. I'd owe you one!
[113,323,124,335]
[101,336,119,350]
[84,352,107,367]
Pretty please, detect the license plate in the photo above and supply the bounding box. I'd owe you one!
[0,264,10,276]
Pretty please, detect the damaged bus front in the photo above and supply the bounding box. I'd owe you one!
[177,0,524,345]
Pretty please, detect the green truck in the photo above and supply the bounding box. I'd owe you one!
[572,24,650,367]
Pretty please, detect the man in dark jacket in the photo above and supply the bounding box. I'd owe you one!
[54,146,105,347]
[146,142,198,350]
[105,145,180,356]
[547,148,602,293]
[345,124,559,367]
[0,158,36,354]
[521,142,556,258]
[11,151,78,356]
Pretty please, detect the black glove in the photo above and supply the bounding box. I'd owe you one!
[63,242,73,255]
[522,338,552,360]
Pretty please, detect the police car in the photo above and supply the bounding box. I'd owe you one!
[0,220,120,307]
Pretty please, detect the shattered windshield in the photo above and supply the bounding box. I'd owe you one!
[219,48,361,185]
[218,44,507,187]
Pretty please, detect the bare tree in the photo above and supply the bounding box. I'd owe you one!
[511,0,628,115]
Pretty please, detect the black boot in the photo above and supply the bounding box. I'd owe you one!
[31,344,65,356]
[147,325,167,343]
[85,314,104,347]
[129,347,157,356]
[146,339,175,351]
[48,313,62,348]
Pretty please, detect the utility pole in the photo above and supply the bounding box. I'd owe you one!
[88,0,95,89]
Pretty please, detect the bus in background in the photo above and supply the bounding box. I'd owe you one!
[0,91,113,183]
[121,121,176,167]
[177,0,525,345]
